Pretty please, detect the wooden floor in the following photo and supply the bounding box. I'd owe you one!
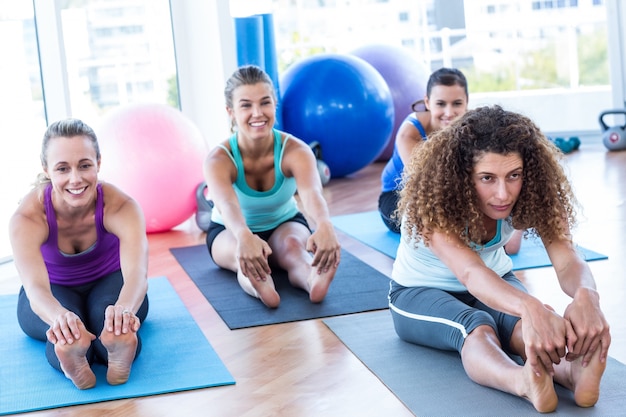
[1,140,624,417]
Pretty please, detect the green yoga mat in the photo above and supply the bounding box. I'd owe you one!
[331,211,608,270]
[324,310,626,416]
[0,276,234,416]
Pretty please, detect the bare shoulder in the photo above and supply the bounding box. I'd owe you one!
[100,182,140,215]
[279,132,316,177]
[281,131,310,154]
[204,139,238,184]
[100,182,146,237]
[9,186,48,242]
[205,139,234,165]
[11,185,44,217]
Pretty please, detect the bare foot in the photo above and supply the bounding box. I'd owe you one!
[519,360,558,413]
[308,267,336,303]
[558,347,606,408]
[55,323,96,390]
[237,270,280,308]
[100,328,138,385]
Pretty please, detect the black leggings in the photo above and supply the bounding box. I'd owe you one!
[17,270,149,372]
[378,190,401,233]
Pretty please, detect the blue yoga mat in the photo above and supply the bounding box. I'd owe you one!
[331,211,608,270]
[0,276,234,416]
[325,310,626,416]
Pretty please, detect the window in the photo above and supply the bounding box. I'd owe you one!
[0,1,46,260]
[59,0,178,119]
[0,0,178,260]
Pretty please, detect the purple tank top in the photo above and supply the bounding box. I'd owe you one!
[41,183,121,286]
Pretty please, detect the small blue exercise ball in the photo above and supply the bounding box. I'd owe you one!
[281,53,394,178]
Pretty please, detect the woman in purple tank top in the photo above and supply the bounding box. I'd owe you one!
[10,119,149,390]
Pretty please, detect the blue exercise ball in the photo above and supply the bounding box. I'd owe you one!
[351,44,430,161]
[281,53,394,178]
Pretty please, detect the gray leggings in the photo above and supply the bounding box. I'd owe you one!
[388,271,525,355]
[17,270,149,372]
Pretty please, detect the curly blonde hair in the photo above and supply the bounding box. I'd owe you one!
[396,105,577,247]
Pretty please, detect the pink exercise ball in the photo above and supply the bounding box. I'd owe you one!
[97,103,208,233]
[351,44,429,161]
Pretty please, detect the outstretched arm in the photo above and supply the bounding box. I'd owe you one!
[10,190,87,345]
[203,147,273,280]
[429,230,572,377]
[544,237,611,366]
[283,137,340,273]
[103,183,149,335]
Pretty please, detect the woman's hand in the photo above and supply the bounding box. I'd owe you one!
[46,311,95,345]
[521,301,571,377]
[563,287,611,366]
[306,222,341,274]
[104,304,141,336]
[236,233,273,281]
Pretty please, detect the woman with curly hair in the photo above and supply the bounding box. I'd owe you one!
[389,105,610,412]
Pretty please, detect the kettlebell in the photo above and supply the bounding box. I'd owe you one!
[599,109,626,151]
[309,141,331,185]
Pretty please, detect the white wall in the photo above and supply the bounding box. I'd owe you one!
[606,0,626,109]
[169,0,237,148]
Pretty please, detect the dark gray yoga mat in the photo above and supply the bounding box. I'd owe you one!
[324,310,626,417]
[170,245,390,329]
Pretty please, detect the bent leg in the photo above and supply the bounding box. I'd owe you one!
[212,229,280,308]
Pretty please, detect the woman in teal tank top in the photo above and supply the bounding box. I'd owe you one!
[202,65,341,308]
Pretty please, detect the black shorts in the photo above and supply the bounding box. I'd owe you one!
[205,212,311,258]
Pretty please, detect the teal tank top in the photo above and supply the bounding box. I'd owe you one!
[211,129,299,232]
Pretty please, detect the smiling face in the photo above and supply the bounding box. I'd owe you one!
[43,135,100,210]
[227,82,276,141]
[424,84,468,131]
[472,151,523,221]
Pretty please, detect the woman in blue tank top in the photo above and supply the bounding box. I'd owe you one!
[10,119,149,390]
[202,65,341,308]
[378,68,469,232]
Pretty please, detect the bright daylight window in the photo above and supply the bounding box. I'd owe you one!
[271,0,609,92]
[0,0,177,261]
[0,1,45,261]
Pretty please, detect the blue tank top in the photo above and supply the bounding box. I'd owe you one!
[381,115,427,192]
[40,183,121,286]
[210,129,299,232]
